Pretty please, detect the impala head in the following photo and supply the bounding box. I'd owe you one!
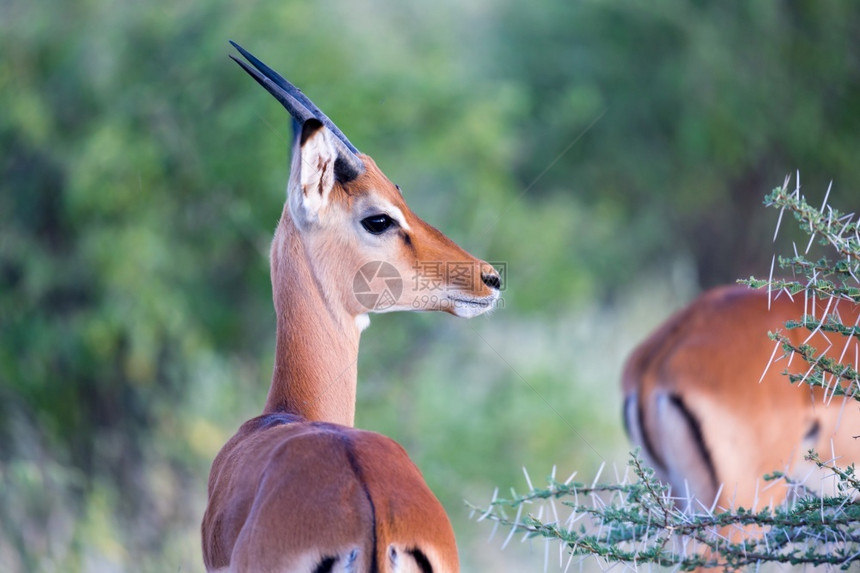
[230,42,501,324]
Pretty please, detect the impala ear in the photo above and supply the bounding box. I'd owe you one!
[289,118,338,227]
[298,119,362,183]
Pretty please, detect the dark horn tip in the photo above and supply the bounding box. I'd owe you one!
[226,41,364,165]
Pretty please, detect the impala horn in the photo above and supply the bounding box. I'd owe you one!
[229,41,365,181]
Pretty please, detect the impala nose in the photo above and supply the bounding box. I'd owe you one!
[481,270,501,291]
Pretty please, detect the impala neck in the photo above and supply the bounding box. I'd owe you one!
[264,212,361,427]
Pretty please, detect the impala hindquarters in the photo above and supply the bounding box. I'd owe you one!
[623,285,860,537]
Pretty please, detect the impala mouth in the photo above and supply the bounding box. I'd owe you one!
[450,296,492,307]
[447,291,500,318]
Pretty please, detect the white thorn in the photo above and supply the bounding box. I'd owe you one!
[774,206,786,242]
[768,254,775,309]
[523,466,535,492]
[591,462,606,489]
[821,180,832,213]
[478,488,499,522]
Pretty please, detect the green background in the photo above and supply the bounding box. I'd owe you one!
[3,0,860,570]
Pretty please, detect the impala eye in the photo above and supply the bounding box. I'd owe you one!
[361,214,396,235]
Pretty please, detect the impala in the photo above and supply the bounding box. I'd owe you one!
[623,285,860,519]
[202,42,501,572]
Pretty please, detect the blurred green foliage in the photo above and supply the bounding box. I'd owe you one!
[2,0,860,571]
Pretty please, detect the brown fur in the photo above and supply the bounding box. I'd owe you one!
[624,285,860,517]
[203,414,458,572]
